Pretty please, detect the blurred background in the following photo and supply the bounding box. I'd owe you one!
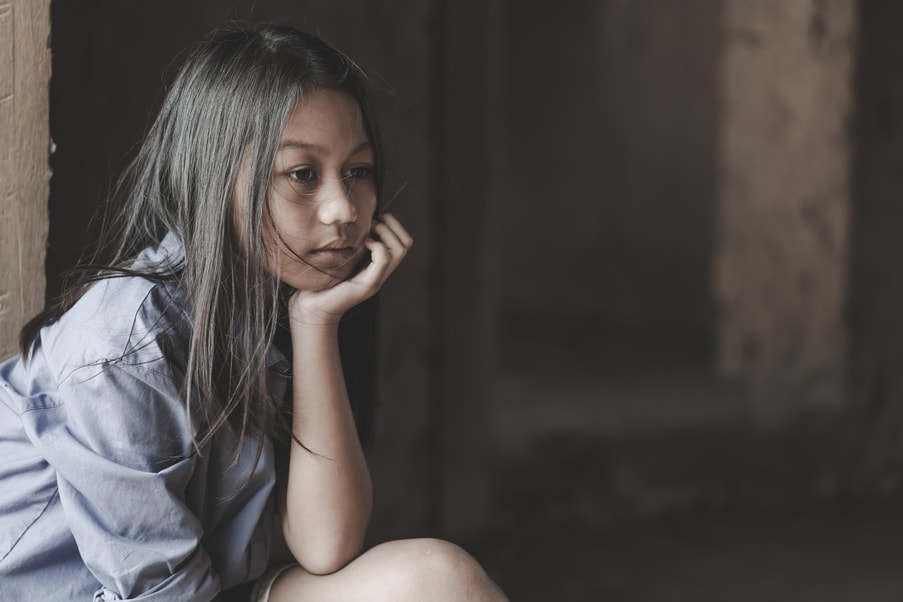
[11,0,903,599]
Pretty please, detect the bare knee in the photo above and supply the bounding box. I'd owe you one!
[267,538,508,602]
[376,538,508,602]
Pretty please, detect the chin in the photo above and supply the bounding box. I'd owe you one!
[283,267,351,292]
[278,249,369,291]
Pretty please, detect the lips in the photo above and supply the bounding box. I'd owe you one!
[313,239,355,252]
[308,239,360,266]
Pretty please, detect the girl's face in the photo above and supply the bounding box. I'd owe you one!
[239,87,378,292]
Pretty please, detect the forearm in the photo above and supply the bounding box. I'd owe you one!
[282,322,372,575]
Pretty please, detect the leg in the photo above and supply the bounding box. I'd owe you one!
[267,538,508,602]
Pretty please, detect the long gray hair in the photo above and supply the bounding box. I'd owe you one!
[22,25,383,453]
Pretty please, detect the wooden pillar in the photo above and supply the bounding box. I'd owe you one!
[0,0,51,360]
[433,0,506,537]
[715,0,856,415]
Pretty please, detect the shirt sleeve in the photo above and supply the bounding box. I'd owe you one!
[21,354,220,601]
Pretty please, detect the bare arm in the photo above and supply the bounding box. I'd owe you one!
[281,319,372,574]
[280,214,412,574]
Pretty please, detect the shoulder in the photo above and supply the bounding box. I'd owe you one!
[39,274,191,385]
[0,273,197,468]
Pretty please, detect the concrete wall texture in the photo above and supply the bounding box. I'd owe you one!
[715,0,856,414]
[0,0,50,360]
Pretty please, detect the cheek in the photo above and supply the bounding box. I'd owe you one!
[267,196,318,242]
[362,199,377,222]
[356,189,378,221]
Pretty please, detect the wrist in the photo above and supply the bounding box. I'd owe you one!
[289,317,340,338]
[287,289,348,330]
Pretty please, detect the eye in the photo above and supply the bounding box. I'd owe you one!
[288,167,317,183]
[344,165,373,181]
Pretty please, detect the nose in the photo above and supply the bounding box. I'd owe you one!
[317,177,358,225]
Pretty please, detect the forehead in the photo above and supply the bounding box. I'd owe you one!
[280,87,368,148]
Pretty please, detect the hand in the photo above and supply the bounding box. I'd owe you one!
[288,213,412,328]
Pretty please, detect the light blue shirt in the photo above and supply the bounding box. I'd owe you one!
[0,235,286,600]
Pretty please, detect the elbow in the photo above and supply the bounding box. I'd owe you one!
[281,512,368,576]
[292,536,364,575]
[280,481,373,575]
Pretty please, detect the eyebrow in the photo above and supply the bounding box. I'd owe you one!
[277,140,373,154]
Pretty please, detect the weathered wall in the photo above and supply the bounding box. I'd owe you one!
[715,0,856,415]
[0,0,50,361]
[501,0,721,341]
[490,0,896,528]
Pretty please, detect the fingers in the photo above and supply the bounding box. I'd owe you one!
[287,214,412,327]
[357,237,392,287]
[369,212,412,275]
[346,213,411,291]
[376,213,414,251]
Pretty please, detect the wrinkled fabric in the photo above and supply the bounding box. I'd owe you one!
[0,234,286,601]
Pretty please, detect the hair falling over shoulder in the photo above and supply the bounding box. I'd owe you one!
[21,24,384,455]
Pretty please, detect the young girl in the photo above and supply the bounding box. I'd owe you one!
[0,24,508,601]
